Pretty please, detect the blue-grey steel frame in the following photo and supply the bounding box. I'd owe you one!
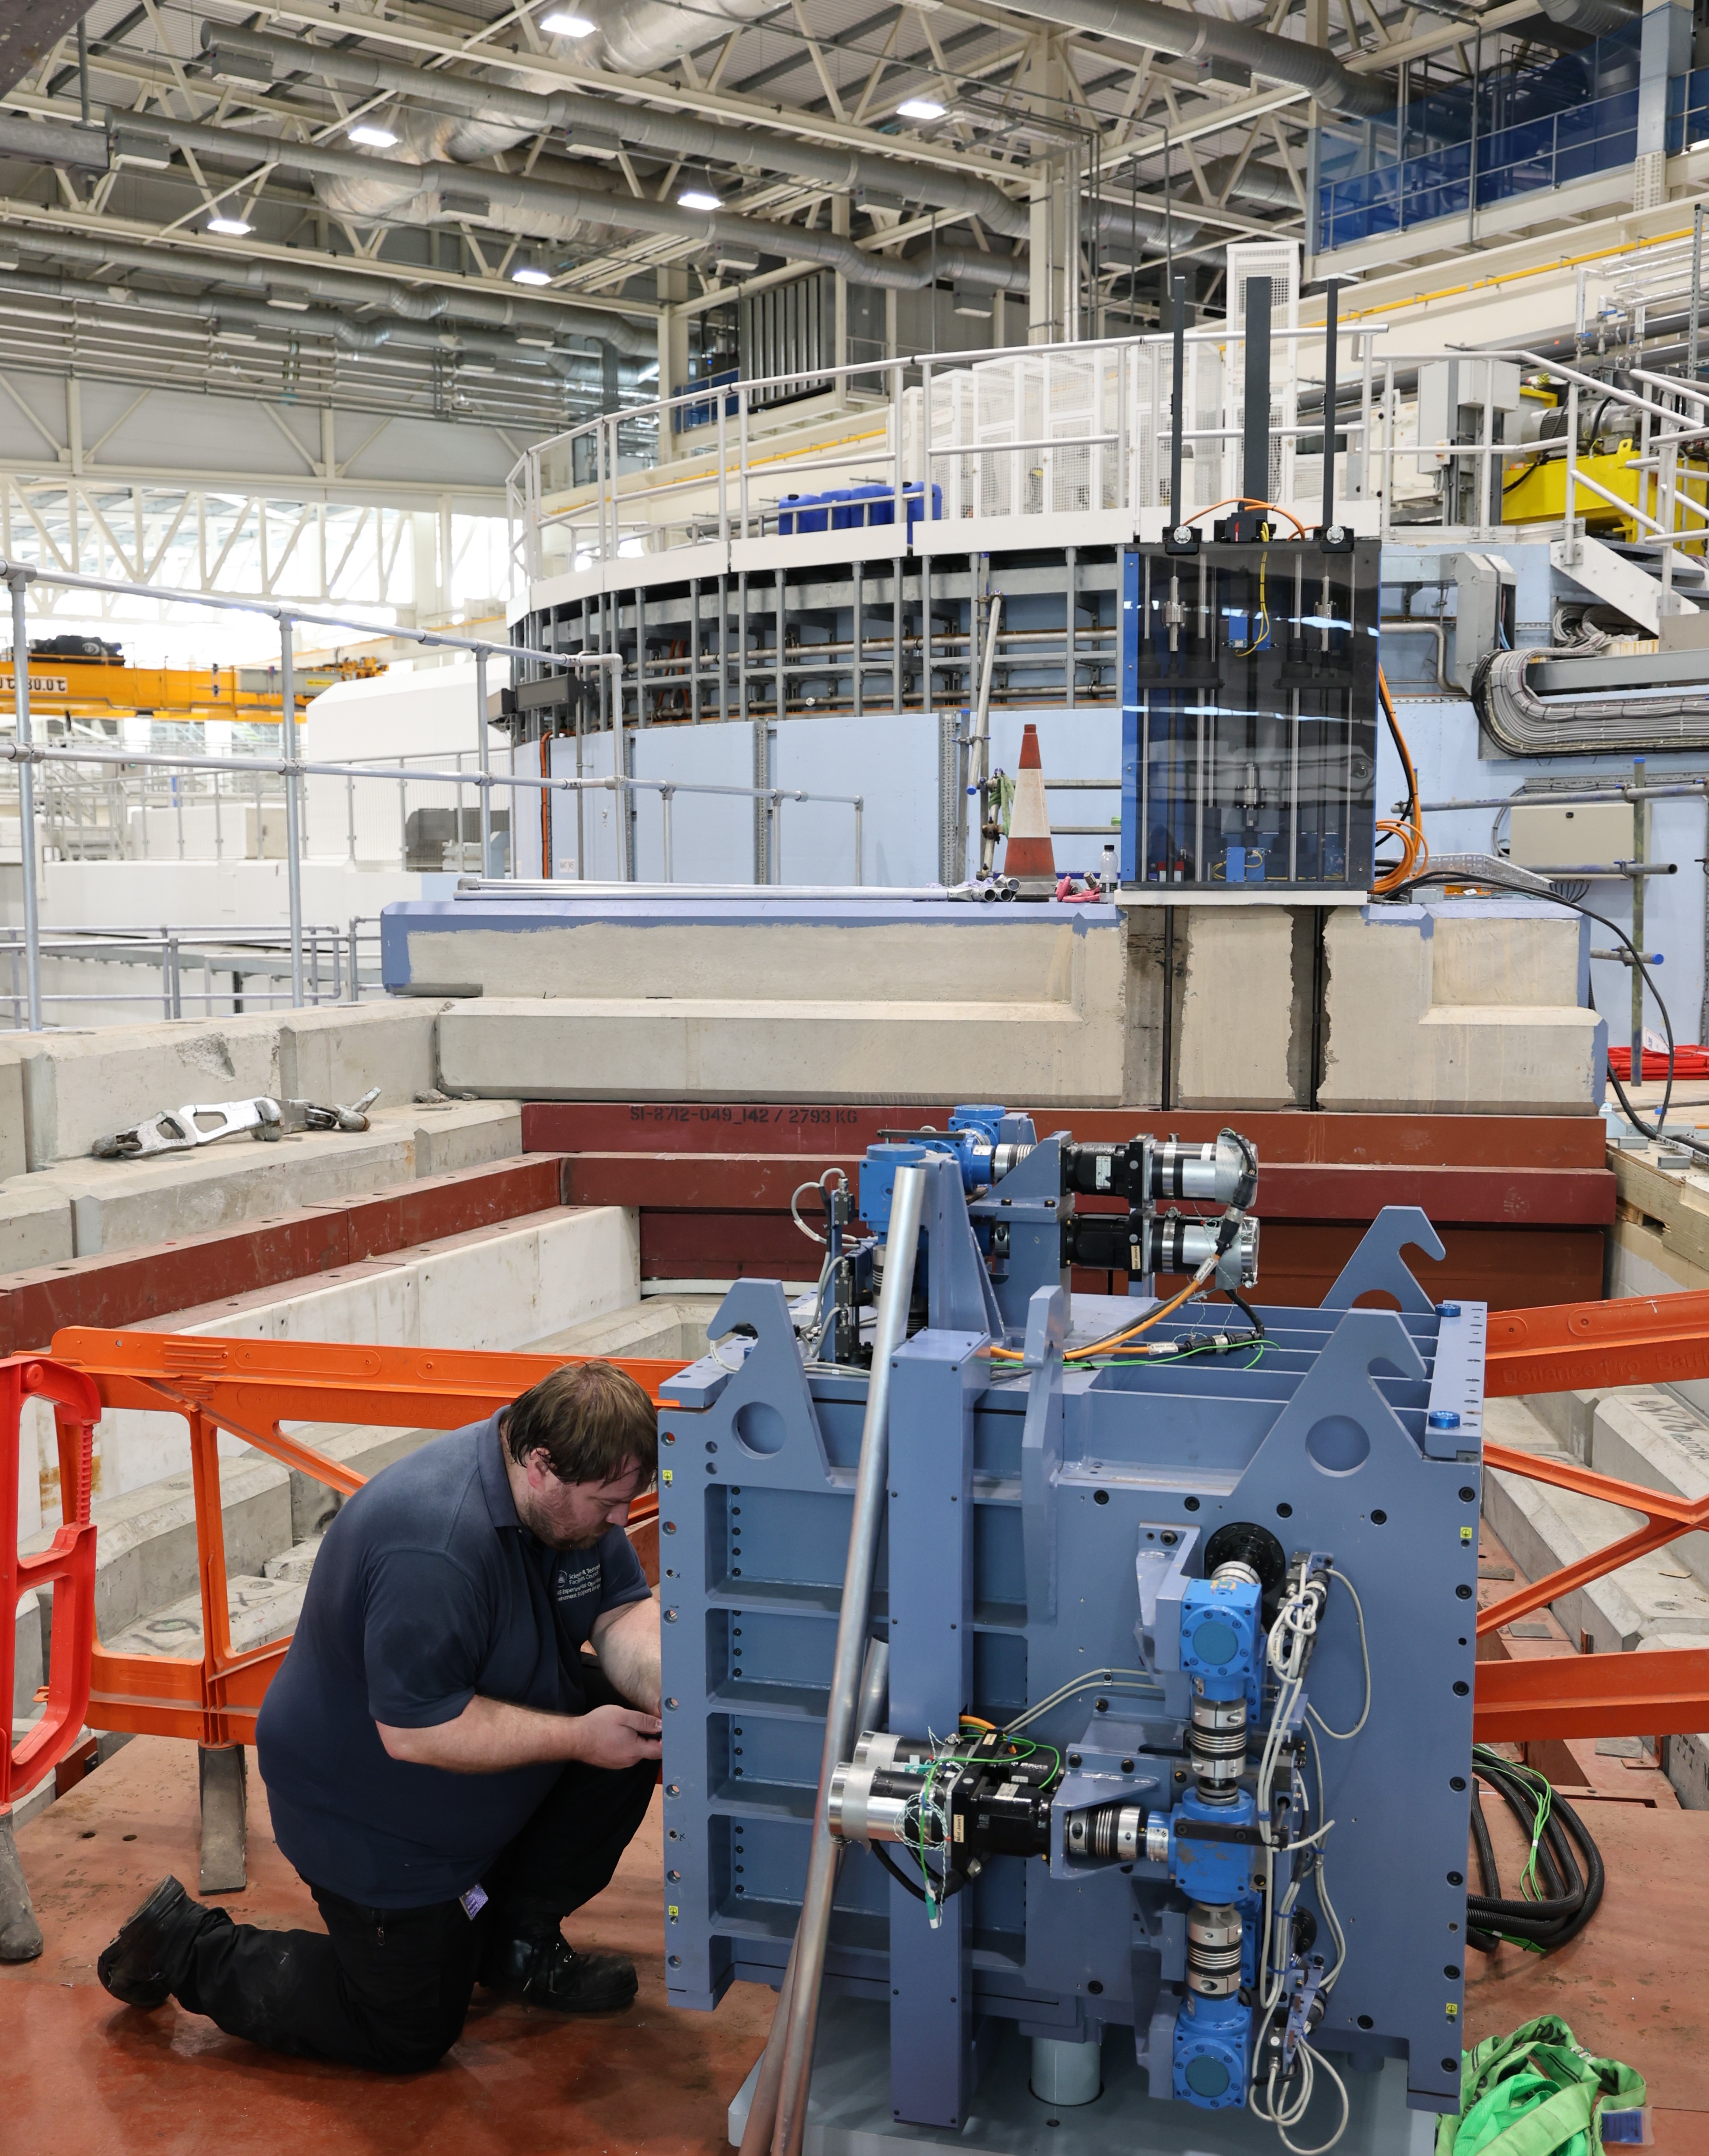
[657,1147,1483,2130]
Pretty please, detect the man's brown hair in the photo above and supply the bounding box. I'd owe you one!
[502,1360,658,1488]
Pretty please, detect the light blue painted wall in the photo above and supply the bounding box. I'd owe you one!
[1376,702,1709,1056]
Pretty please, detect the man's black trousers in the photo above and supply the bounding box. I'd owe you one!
[168,1720,657,2071]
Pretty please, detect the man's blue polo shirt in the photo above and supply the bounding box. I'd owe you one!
[256,1411,650,1909]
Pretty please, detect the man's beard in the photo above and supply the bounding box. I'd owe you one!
[515,1489,603,1551]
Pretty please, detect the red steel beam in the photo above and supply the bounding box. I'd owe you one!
[562,1150,1612,1228]
[524,1102,1609,1170]
[1474,1647,1709,1741]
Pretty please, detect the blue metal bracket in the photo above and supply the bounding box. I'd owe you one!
[1319,1204,1447,1314]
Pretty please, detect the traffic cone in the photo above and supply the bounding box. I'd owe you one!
[1002,723,1058,896]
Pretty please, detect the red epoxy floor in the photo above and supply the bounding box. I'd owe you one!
[0,1736,772,2156]
[3,1735,1707,2153]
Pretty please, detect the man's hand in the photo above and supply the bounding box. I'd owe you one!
[568,1704,663,1770]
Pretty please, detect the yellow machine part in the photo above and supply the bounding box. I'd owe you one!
[1502,441,1709,543]
[0,654,384,724]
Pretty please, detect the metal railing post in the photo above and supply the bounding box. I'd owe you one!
[854,796,864,885]
[661,784,674,882]
[278,614,305,1007]
[7,571,42,1031]
[349,915,361,1003]
[475,645,492,874]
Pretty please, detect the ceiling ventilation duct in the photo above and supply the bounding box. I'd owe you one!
[203,25,1031,241]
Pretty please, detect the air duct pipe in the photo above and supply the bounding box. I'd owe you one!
[1537,0,1638,34]
[0,264,644,385]
[7,220,654,355]
[202,25,1032,241]
[119,112,1011,292]
[981,0,1390,118]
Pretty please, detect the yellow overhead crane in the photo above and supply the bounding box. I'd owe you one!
[0,638,385,725]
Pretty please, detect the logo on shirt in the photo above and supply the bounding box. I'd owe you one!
[554,1562,602,1603]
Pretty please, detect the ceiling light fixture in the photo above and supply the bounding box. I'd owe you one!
[207,215,252,235]
[679,187,723,211]
[541,10,597,33]
[511,262,553,285]
[349,122,399,148]
[897,98,945,121]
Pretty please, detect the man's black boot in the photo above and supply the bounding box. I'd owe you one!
[97,1876,206,2009]
[478,1926,638,2013]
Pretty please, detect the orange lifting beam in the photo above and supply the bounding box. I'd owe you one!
[1476,1284,1709,1743]
[3,1332,680,1813]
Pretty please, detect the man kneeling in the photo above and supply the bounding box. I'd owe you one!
[97,1360,663,2071]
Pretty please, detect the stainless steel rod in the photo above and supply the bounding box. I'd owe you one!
[737,1639,888,2156]
[772,1167,926,2156]
[7,573,41,1031]
[279,616,305,1008]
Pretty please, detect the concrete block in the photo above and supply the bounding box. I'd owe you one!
[0,1174,73,1271]
[408,1099,523,1178]
[429,914,1135,1106]
[18,1450,291,1647]
[1177,908,1297,1110]
[11,1593,42,1720]
[14,1098,518,1261]
[1518,1389,1604,1464]
[1640,1637,1709,1809]
[1588,1389,1709,1590]
[0,1037,27,1182]
[102,1573,305,1661]
[537,1205,639,1336]
[1479,1400,1709,1650]
[19,1014,286,1167]
[278,1002,440,1110]
[1319,903,1601,1114]
[417,1223,542,1351]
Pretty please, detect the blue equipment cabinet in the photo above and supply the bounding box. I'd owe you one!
[656,1111,1484,2145]
[1119,537,1381,891]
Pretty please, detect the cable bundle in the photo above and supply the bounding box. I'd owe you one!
[1466,1749,1604,1955]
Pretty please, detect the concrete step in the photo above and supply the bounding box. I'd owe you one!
[0,1096,523,1273]
[102,1571,307,1662]
[1480,1397,1709,1655]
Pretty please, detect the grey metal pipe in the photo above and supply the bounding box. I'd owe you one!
[980,0,1390,118]
[7,572,42,1032]
[206,25,1032,242]
[771,1165,927,2156]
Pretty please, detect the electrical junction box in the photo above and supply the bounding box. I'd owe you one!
[1508,799,1643,870]
[1450,552,1517,692]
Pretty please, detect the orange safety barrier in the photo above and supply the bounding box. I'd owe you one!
[3,1331,685,1811]
[12,1289,1709,1808]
